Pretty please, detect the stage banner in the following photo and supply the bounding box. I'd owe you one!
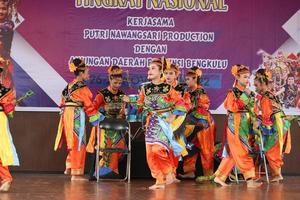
[3,0,300,114]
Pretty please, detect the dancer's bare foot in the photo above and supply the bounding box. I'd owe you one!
[214,176,230,187]
[148,183,165,190]
[64,169,71,175]
[271,175,283,183]
[166,173,180,185]
[247,179,263,188]
[71,175,87,181]
[173,178,181,183]
[0,181,11,192]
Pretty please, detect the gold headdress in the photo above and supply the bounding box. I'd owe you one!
[163,58,180,75]
[108,66,123,76]
[231,64,250,77]
[255,69,272,83]
[187,67,202,78]
[68,58,86,72]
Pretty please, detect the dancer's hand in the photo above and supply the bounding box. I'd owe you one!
[122,95,130,103]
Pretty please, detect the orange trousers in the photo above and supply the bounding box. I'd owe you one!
[196,120,215,176]
[183,120,215,176]
[215,128,255,181]
[182,154,198,174]
[146,144,173,184]
[254,134,287,178]
[265,135,287,176]
[0,160,12,182]
[65,135,86,176]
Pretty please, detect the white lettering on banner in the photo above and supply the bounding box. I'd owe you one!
[169,58,185,68]
[146,0,229,12]
[162,31,214,42]
[71,56,228,69]
[83,29,215,43]
[71,56,146,68]
[134,44,168,54]
[109,29,161,41]
[75,0,229,12]
[83,29,109,39]
[111,57,146,67]
[185,58,228,69]
[75,0,143,9]
[127,16,175,28]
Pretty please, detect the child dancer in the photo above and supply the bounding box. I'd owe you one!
[181,67,215,180]
[254,69,291,182]
[0,62,18,192]
[87,66,127,179]
[137,58,187,189]
[54,58,103,181]
[214,64,262,188]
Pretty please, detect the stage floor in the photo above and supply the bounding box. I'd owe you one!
[1,174,300,200]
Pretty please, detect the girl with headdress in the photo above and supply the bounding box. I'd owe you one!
[0,0,19,90]
[163,59,190,182]
[178,66,215,181]
[214,64,262,188]
[137,58,187,189]
[253,69,291,182]
[0,60,18,192]
[87,65,128,179]
[54,58,104,181]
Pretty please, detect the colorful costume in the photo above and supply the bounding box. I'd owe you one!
[183,85,215,176]
[168,80,189,175]
[87,86,126,177]
[214,84,256,181]
[54,80,101,176]
[137,82,187,185]
[0,83,19,183]
[255,91,291,177]
[0,19,15,90]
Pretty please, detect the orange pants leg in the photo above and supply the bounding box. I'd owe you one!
[0,160,12,182]
[182,154,197,175]
[215,129,255,180]
[146,144,173,184]
[227,129,255,180]
[265,137,286,177]
[197,120,215,176]
[169,149,179,175]
[67,134,86,176]
[214,156,235,182]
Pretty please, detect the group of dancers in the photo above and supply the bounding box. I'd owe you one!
[0,57,295,192]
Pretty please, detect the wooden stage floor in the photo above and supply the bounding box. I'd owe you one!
[1,174,300,200]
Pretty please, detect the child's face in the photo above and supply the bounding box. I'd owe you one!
[0,2,8,22]
[109,77,122,90]
[163,69,177,85]
[147,63,161,81]
[254,79,264,94]
[185,75,197,88]
[236,72,250,87]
